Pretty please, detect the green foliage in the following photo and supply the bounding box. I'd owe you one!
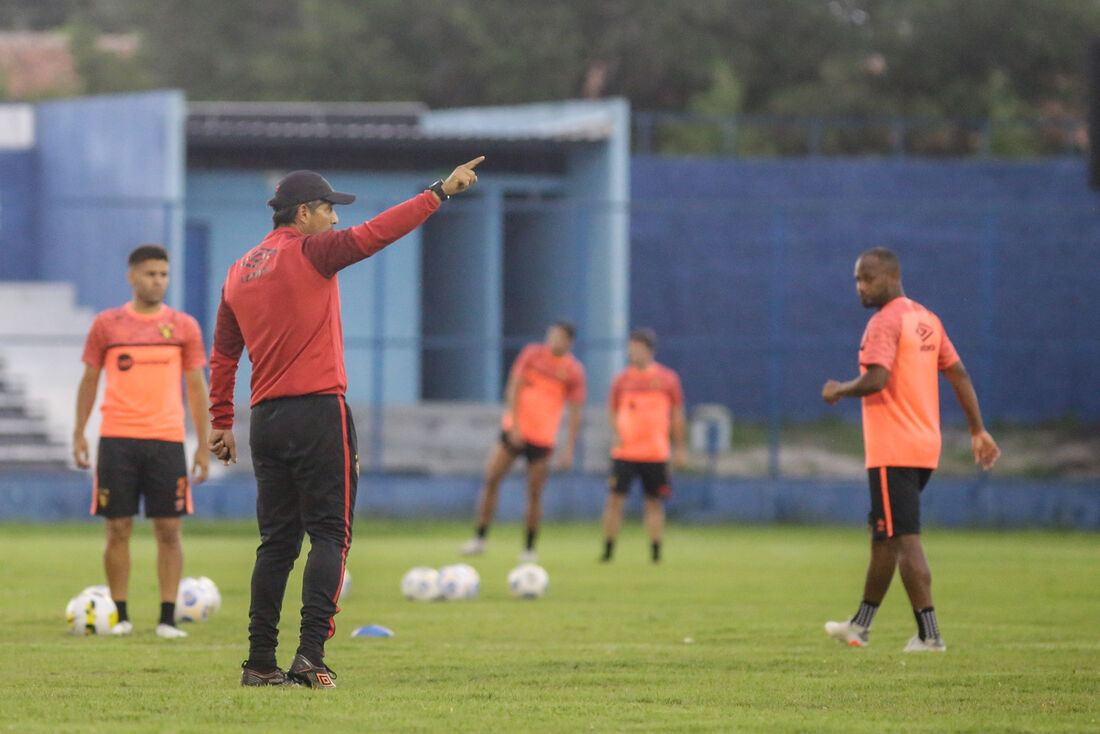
[65,19,154,96]
[1,1,1096,156]
[1,521,1097,732]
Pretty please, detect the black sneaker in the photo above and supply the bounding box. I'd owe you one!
[287,653,337,689]
[240,662,298,687]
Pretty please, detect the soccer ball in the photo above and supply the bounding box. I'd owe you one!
[437,563,480,600]
[80,585,111,599]
[400,566,441,602]
[195,576,221,614]
[507,563,550,599]
[175,577,215,623]
[66,593,118,635]
[338,569,351,601]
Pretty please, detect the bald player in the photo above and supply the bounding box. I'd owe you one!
[821,247,1000,652]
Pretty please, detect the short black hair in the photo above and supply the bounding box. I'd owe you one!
[128,244,168,266]
[629,327,657,350]
[272,199,325,229]
[859,247,900,274]
[551,320,576,340]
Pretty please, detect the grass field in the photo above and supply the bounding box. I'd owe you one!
[3,520,1097,733]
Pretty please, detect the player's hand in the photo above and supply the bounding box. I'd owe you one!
[507,427,523,450]
[191,445,210,484]
[73,433,90,469]
[822,380,844,405]
[556,445,575,471]
[971,430,1000,470]
[673,446,688,470]
[442,156,484,196]
[209,429,237,465]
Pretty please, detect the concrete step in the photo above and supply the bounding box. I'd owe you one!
[0,281,96,337]
[0,443,71,467]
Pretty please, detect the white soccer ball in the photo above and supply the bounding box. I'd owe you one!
[175,576,215,623]
[195,576,221,613]
[437,563,480,600]
[338,569,351,601]
[400,566,441,602]
[507,563,550,599]
[80,585,111,599]
[66,593,118,635]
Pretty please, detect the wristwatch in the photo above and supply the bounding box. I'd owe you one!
[429,179,450,202]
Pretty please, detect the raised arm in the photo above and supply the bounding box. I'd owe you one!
[304,156,485,277]
[941,360,1000,470]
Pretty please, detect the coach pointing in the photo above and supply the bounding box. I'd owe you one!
[209,157,483,688]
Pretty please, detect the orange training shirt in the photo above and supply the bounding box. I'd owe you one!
[501,343,586,448]
[82,303,206,442]
[609,362,684,463]
[859,297,959,469]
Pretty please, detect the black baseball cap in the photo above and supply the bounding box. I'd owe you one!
[267,170,356,209]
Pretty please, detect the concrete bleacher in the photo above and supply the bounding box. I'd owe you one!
[0,282,97,469]
[361,403,614,476]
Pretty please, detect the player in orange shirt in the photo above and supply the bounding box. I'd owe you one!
[601,328,687,564]
[73,245,210,639]
[461,322,586,561]
[821,248,1000,652]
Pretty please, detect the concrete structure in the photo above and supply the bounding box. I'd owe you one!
[0,92,630,473]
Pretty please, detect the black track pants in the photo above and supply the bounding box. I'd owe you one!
[246,394,358,666]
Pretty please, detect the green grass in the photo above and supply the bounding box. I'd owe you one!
[3,521,1098,733]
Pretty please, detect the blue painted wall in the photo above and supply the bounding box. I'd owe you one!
[3,471,1097,530]
[630,157,1100,423]
[0,151,38,279]
[34,91,185,310]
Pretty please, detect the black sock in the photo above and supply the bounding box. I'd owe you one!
[296,647,324,665]
[159,602,175,626]
[114,600,128,623]
[914,606,940,640]
[243,659,278,674]
[525,529,537,551]
[476,525,488,539]
[651,541,661,563]
[602,539,614,560]
[852,599,880,629]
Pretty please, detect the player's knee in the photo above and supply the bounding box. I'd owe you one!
[105,518,133,543]
[152,523,181,546]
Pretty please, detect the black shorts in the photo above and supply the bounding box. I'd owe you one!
[499,430,552,463]
[93,437,190,518]
[609,459,671,499]
[867,466,933,539]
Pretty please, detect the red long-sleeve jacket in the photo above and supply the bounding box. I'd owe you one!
[209,191,439,429]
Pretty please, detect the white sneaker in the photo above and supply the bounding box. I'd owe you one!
[825,619,870,647]
[156,623,188,639]
[519,549,537,563]
[110,620,133,636]
[903,634,946,652]
[460,538,487,555]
